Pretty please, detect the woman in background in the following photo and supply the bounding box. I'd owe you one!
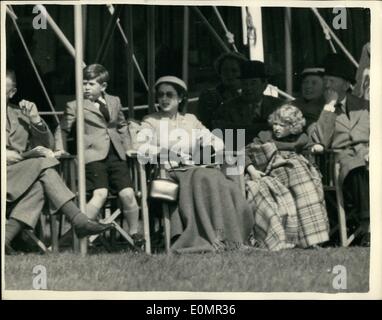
[197,52,247,130]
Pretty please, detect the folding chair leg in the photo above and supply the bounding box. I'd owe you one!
[50,215,59,253]
[23,230,50,254]
[89,209,122,243]
[334,162,348,247]
[111,221,135,247]
[162,203,171,253]
[138,162,151,254]
[239,174,246,198]
[72,228,80,253]
[346,228,363,246]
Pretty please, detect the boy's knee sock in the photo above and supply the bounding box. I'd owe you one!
[122,206,139,234]
[85,203,102,221]
[6,218,23,246]
[59,201,88,227]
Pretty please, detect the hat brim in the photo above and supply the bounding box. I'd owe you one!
[324,72,356,85]
[155,76,188,92]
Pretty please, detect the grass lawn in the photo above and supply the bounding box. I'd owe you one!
[4,247,369,292]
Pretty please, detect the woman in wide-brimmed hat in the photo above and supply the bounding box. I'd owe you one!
[138,75,254,253]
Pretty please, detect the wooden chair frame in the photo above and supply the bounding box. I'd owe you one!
[309,150,364,247]
[48,152,151,254]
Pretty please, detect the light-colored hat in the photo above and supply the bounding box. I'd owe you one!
[155,76,187,92]
[301,67,325,78]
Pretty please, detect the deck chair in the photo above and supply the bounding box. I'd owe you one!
[49,152,151,254]
[87,150,151,254]
[333,156,364,246]
[310,150,364,246]
[158,154,245,254]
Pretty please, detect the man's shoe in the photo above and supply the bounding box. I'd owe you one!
[74,220,113,238]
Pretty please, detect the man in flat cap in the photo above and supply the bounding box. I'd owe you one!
[214,60,283,146]
[309,54,370,246]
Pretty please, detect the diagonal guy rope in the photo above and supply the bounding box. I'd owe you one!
[106,5,149,91]
[311,8,358,68]
[7,5,60,125]
[191,7,231,53]
[314,8,337,53]
[212,6,238,52]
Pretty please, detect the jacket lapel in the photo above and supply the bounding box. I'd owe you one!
[6,105,23,135]
[6,105,29,147]
[6,106,14,145]
[346,95,363,129]
[83,98,104,119]
[104,94,115,121]
[335,111,351,130]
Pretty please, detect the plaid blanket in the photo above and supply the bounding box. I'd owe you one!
[246,142,329,248]
[246,175,298,251]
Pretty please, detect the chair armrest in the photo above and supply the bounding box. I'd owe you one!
[126,149,138,158]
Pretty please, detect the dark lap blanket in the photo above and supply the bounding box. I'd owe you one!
[168,167,254,253]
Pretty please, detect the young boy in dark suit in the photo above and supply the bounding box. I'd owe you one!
[55,64,144,246]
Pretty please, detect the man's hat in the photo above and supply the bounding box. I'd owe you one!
[301,67,325,79]
[239,60,267,80]
[323,54,356,84]
[214,52,247,75]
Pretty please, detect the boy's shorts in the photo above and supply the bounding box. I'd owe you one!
[86,147,133,194]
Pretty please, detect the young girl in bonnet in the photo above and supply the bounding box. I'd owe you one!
[245,104,329,250]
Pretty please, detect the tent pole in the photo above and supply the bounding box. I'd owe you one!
[74,5,87,255]
[147,6,156,113]
[82,5,87,58]
[126,5,135,119]
[190,7,230,53]
[182,7,190,86]
[284,7,293,95]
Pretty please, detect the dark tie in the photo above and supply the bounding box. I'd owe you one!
[97,99,110,122]
[335,102,349,118]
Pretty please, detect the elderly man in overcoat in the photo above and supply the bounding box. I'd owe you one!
[5,70,111,254]
[309,54,370,246]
